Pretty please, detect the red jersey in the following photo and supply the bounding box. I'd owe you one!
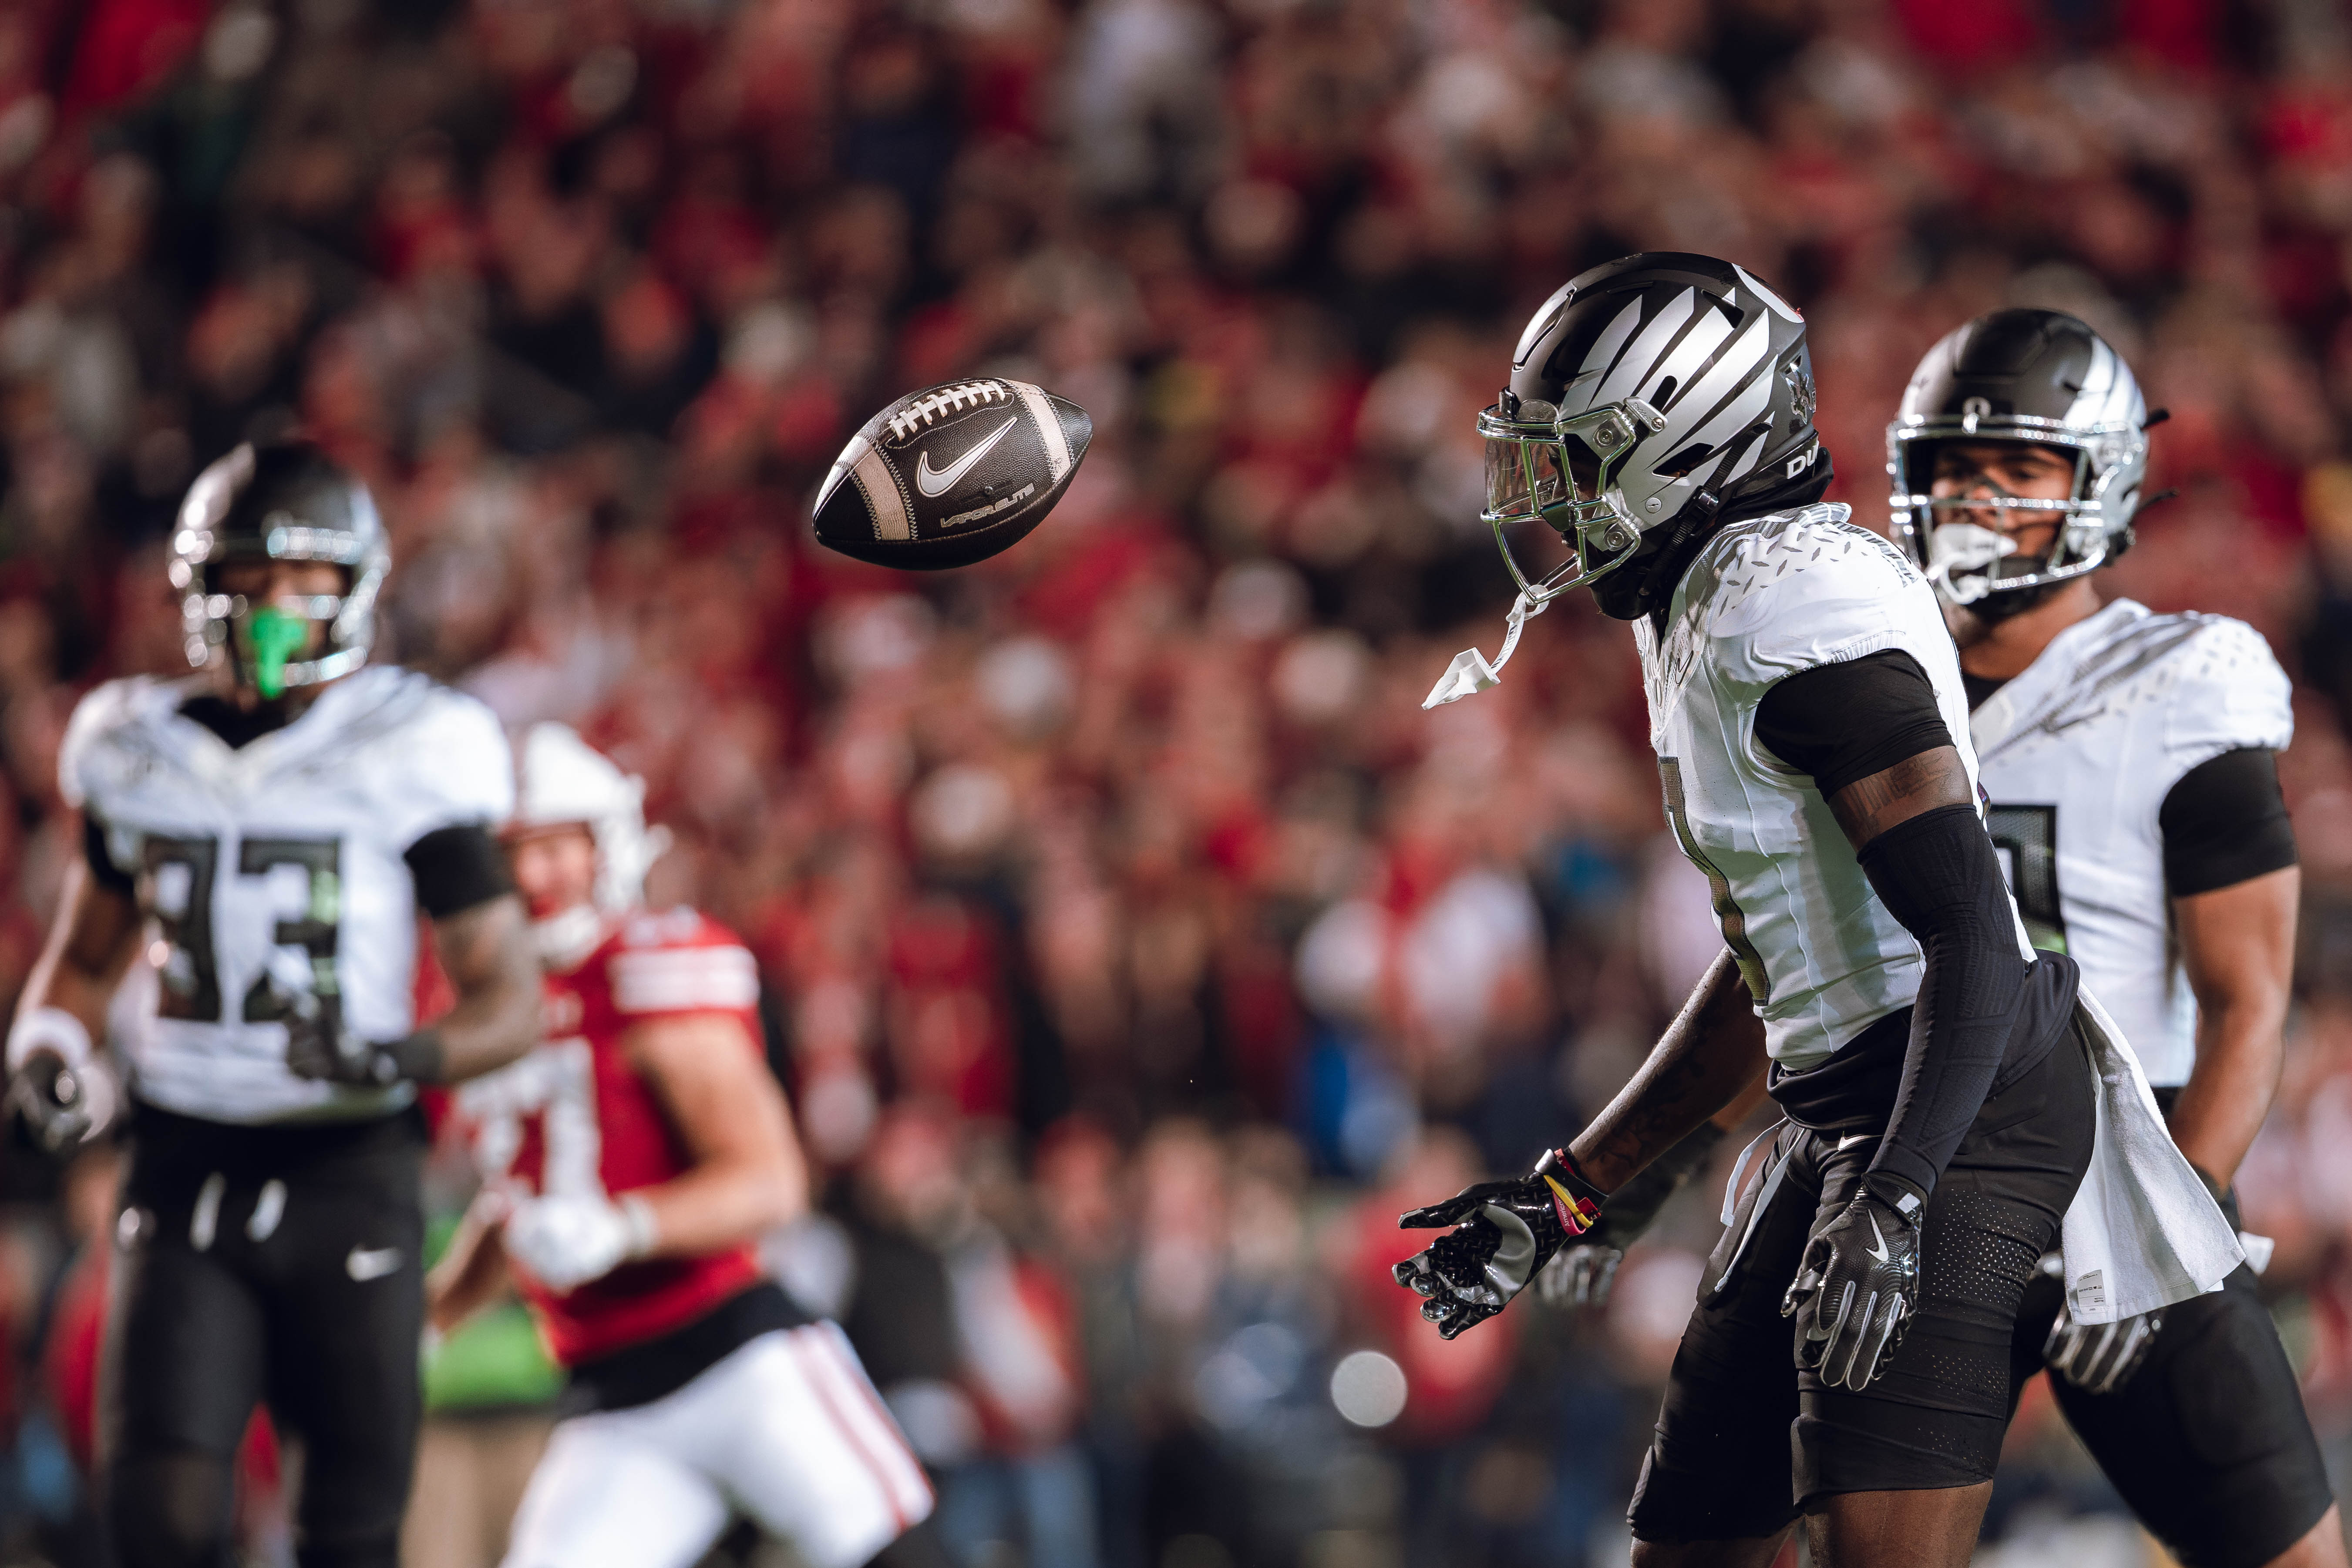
[458,907,767,1366]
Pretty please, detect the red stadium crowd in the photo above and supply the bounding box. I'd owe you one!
[0,0,2348,1563]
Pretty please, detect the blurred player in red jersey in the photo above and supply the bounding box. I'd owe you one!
[428,723,935,1568]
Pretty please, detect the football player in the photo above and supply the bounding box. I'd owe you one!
[428,723,934,1568]
[6,440,543,1568]
[1891,308,2342,1568]
[1393,255,2235,1563]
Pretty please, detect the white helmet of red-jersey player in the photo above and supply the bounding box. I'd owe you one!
[506,722,671,965]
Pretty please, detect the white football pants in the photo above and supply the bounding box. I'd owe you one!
[500,1321,934,1568]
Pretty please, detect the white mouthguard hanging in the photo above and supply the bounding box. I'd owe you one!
[1424,590,1547,708]
[1925,523,2018,606]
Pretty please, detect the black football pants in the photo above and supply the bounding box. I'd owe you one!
[103,1104,426,1568]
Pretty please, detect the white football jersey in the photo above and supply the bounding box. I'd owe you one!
[61,665,514,1124]
[1635,503,1989,1071]
[1971,600,2293,1087]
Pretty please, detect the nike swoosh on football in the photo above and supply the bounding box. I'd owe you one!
[915,417,1019,498]
[347,1245,403,1282]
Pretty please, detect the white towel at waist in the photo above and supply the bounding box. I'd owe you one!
[2059,986,2243,1323]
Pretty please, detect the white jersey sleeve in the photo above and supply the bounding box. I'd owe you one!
[1639,504,1983,1071]
[2159,617,2294,771]
[373,685,515,849]
[1703,520,1945,695]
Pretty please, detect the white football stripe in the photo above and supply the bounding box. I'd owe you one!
[852,447,911,541]
[1014,382,1070,483]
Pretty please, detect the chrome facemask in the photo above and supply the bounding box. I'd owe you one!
[1887,413,2146,608]
[1427,394,1668,708]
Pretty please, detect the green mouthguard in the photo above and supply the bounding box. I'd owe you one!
[241,606,312,699]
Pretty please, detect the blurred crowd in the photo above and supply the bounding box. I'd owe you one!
[0,0,2345,1563]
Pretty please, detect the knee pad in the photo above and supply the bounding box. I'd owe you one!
[109,1451,234,1568]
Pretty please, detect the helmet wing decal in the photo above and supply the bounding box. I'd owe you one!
[1733,264,1803,323]
[1668,312,1776,453]
[1643,305,1737,413]
[1592,288,1698,407]
[1566,297,1645,405]
[1680,373,1776,470]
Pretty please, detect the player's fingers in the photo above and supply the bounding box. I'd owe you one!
[1588,1250,1621,1307]
[1830,1287,1876,1390]
[1399,1196,1476,1229]
[1854,1293,1905,1389]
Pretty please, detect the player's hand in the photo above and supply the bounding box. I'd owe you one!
[502,1194,657,1292]
[1393,1149,1605,1339]
[282,988,440,1087]
[2045,1297,2162,1395]
[1784,1179,1922,1391]
[281,987,382,1083]
[10,1050,114,1152]
[1538,1242,1624,1307]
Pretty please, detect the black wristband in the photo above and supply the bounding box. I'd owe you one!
[378,1029,446,1085]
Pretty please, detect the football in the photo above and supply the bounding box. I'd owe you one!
[812,379,1092,569]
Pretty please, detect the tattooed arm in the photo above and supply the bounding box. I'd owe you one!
[423,894,543,1083]
[1568,951,1769,1192]
[1563,745,1973,1194]
[1823,746,1976,850]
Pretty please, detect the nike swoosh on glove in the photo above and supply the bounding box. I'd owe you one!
[2045,1295,2162,1395]
[1394,1149,1604,1339]
[1783,1179,1923,1390]
[503,1194,657,1292]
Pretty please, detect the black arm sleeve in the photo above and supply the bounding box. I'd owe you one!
[1754,649,1957,797]
[82,814,135,896]
[1858,803,2032,1201]
[2159,748,2297,898]
[404,824,515,920]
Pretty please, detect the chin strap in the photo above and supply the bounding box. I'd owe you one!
[1424,590,1548,708]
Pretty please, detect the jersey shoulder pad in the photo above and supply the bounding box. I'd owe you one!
[603,908,760,1016]
[2157,614,2293,764]
[58,676,198,811]
[1686,505,1928,689]
[351,672,516,845]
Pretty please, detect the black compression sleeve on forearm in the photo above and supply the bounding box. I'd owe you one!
[2160,748,2297,898]
[1859,803,2030,1200]
[1590,1120,1726,1248]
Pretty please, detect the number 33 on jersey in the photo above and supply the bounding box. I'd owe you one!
[61,666,513,1124]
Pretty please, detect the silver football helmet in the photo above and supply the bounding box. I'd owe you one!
[171,441,389,697]
[1430,252,1824,705]
[1888,309,2151,610]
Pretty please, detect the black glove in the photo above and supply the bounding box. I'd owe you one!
[283,989,443,1087]
[2045,1293,2162,1394]
[1783,1177,1923,1390]
[11,1052,97,1152]
[1394,1148,1605,1339]
[1539,1122,1726,1309]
